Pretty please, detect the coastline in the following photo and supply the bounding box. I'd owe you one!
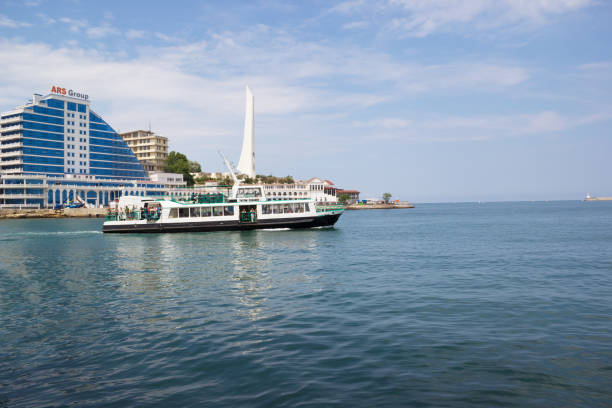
[345,203,414,210]
[0,208,107,219]
[0,203,417,218]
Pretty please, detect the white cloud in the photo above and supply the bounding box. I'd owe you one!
[331,0,592,37]
[578,61,612,73]
[371,109,611,142]
[59,17,86,33]
[0,14,31,28]
[126,29,146,40]
[341,21,370,30]
[24,0,44,6]
[86,23,120,39]
[0,30,530,123]
[36,13,56,24]
[0,27,555,170]
[354,118,411,128]
[330,0,368,14]
[155,32,180,42]
[524,111,568,133]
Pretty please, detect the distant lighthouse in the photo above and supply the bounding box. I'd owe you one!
[237,86,255,178]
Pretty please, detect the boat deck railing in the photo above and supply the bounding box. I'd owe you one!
[167,193,227,204]
[316,204,345,213]
[105,209,160,222]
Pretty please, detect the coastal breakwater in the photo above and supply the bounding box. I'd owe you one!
[0,208,106,219]
[345,203,414,210]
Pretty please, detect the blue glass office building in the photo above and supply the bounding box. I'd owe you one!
[0,91,185,208]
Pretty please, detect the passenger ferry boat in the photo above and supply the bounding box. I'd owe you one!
[102,157,343,233]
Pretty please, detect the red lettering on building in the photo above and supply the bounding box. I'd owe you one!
[51,86,66,95]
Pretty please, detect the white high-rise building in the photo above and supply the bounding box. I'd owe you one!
[237,86,255,178]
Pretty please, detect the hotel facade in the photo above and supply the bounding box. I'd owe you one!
[119,129,168,174]
[0,88,186,208]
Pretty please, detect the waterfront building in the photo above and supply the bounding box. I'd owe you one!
[336,189,360,204]
[0,88,185,208]
[119,129,168,174]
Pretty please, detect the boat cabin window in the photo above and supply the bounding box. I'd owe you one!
[237,187,262,198]
[261,202,306,215]
[171,205,235,218]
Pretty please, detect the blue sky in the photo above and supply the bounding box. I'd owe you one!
[1,0,611,201]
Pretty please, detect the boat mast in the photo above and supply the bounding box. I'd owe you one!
[218,150,240,198]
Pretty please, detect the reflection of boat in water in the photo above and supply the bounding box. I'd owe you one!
[103,154,343,234]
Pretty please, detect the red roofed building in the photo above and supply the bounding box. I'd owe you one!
[336,189,360,204]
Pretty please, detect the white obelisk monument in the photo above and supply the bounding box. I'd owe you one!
[237,86,255,178]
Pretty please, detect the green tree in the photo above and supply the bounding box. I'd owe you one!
[283,175,294,184]
[338,193,351,205]
[382,192,392,203]
[189,160,202,173]
[194,174,210,184]
[221,176,234,187]
[262,174,275,184]
[165,151,194,186]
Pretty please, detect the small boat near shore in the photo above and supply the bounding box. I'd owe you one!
[102,156,343,234]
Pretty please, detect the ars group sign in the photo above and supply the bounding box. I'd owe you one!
[50,86,89,101]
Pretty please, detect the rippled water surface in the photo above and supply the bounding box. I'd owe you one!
[1,201,612,407]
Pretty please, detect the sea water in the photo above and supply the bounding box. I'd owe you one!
[1,201,611,407]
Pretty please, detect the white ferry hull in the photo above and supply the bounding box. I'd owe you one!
[102,212,341,233]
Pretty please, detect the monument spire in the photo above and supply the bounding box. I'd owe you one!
[237,86,255,178]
